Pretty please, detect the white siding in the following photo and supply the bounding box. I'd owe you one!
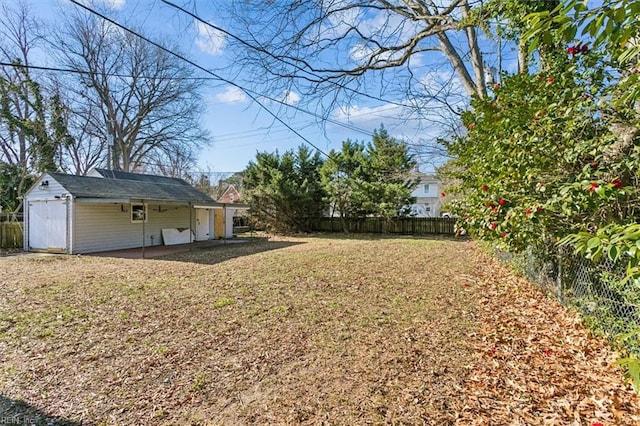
[26,199,68,251]
[409,177,442,218]
[24,174,70,252]
[411,180,439,198]
[24,174,68,202]
[73,203,193,253]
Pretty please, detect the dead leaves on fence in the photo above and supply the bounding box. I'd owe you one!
[455,247,640,425]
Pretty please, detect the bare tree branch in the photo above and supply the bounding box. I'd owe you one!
[53,8,210,173]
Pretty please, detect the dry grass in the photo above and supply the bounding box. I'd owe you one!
[0,235,638,425]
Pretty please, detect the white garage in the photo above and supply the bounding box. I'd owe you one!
[27,199,68,252]
[23,169,248,254]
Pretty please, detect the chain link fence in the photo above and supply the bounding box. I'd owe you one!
[499,246,640,356]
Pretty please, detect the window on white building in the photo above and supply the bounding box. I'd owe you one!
[423,184,430,194]
[131,203,147,223]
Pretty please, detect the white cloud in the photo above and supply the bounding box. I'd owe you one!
[333,104,405,127]
[349,44,374,62]
[195,20,226,56]
[216,86,247,104]
[326,5,363,35]
[78,0,125,10]
[281,90,301,105]
[102,0,124,9]
[330,101,457,147]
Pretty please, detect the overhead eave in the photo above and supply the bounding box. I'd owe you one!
[75,197,242,210]
[73,197,219,205]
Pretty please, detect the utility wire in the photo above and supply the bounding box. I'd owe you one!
[161,0,420,111]
[0,61,378,137]
[0,61,218,80]
[67,0,332,158]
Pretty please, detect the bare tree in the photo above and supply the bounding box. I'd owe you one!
[173,1,554,158]
[143,143,198,179]
[218,1,491,107]
[53,8,209,173]
[59,93,106,175]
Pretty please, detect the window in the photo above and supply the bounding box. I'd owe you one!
[423,184,430,194]
[425,205,432,212]
[131,203,147,223]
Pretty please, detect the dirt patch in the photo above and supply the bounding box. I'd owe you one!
[0,236,638,424]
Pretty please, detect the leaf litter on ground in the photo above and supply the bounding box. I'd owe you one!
[0,235,638,424]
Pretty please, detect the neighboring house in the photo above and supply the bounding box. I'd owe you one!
[218,184,242,203]
[23,168,248,254]
[408,171,443,218]
[217,184,248,228]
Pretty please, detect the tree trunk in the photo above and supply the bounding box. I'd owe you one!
[461,1,486,97]
[437,32,478,97]
[518,39,528,74]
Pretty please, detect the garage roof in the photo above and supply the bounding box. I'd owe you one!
[49,172,218,205]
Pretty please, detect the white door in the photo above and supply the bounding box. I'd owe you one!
[28,200,67,251]
[195,208,209,241]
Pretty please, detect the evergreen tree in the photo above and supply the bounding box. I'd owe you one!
[244,145,325,233]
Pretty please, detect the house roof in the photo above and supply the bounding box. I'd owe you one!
[407,170,440,182]
[93,168,192,186]
[48,172,217,204]
[218,184,241,203]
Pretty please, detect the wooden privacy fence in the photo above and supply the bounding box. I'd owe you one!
[309,217,456,235]
[0,222,23,249]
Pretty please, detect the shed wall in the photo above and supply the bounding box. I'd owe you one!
[73,203,193,253]
[24,174,70,252]
[24,175,67,202]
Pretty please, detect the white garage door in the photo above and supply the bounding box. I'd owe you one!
[28,200,67,252]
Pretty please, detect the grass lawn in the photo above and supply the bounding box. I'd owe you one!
[1,235,639,425]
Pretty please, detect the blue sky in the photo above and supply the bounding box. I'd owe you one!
[25,0,521,175]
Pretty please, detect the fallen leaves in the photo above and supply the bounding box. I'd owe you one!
[456,247,640,425]
[0,236,639,424]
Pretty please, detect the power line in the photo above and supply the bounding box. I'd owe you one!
[67,0,332,158]
[160,0,421,112]
[4,3,425,164]
[0,61,218,80]
[0,61,375,136]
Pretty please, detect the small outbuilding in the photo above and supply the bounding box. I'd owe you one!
[23,168,248,254]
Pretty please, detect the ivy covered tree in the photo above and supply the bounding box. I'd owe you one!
[0,2,75,212]
[243,145,326,233]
